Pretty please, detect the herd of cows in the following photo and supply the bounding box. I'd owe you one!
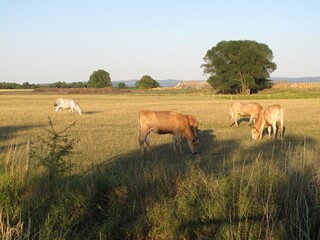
[54,98,285,155]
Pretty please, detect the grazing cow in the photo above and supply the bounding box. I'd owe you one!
[138,110,200,155]
[54,98,83,115]
[230,102,263,127]
[251,104,284,140]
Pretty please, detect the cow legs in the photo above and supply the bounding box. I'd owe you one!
[267,126,272,138]
[249,115,256,126]
[139,130,151,155]
[172,134,183,153]
[267,124,277,139]
[279,126,284,139]
[273,124,278,139]
[55,106,62,113]
[259,125,264,139]
[231,111,239,127]
[234,112,239,127]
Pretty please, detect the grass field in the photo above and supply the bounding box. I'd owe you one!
[1,89,320,239]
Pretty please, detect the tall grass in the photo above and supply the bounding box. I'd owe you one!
[0,90,320,239]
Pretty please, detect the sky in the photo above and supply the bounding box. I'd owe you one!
[1,1,320,84]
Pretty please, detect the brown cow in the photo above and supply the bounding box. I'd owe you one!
[251,104,284,140]
[138,110,200,154]
[230,102,263,127]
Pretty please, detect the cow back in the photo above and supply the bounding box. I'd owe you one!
[230,102,262,116]
[139,110,191,134]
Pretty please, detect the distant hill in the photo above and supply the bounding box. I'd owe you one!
[112,77,320,87]
[270,76,320,83]
[112,79,181,87]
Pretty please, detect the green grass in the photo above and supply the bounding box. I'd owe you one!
[0,88,320,239]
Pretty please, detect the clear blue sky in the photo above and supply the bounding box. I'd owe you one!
[1,0,319,84]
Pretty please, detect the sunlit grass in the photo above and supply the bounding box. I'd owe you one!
[0,90,320,239]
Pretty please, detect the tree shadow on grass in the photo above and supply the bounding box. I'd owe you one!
[21,127,319,239]
[171,134,319,239]
[0,124,43,152]
[234,133,318,169]
[0,125,42,140]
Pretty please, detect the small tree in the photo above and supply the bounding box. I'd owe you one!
[135,75,160,89]
[117,82,128,89]
[88,69,112,88]
[22,82,31,89]
[32,117,77,183]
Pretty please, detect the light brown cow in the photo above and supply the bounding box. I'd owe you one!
[230,102,263,127]
[251,104,284,140]
[138,110,200,154]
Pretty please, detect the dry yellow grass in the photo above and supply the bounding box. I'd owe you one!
[1,91,320,239]
[1,92,320,174]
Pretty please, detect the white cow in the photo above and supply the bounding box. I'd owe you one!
[54,98,83,114]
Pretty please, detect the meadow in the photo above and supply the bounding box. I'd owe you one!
[0,88,320,239]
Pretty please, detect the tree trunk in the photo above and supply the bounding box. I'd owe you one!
[241,88,251,95]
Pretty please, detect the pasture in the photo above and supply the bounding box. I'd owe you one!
[1,90,320,239]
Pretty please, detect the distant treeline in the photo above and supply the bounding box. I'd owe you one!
[0,82,41,89]
[0,81,87,89]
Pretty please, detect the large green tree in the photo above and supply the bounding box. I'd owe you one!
[88,69,111,88]
[135,75,160,89]
[202,40,277,94]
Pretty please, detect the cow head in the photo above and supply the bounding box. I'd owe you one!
[251,126,260,140]
[188,137,200,154]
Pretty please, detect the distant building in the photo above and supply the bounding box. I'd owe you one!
[176,80,211,89]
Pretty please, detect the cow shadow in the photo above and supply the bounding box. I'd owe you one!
[140,129,216,159]
[233,133,317,172]
[231,117,251,127]
[82,111,104,115]
[0,125,43,153]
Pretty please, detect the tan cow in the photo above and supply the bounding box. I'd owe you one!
[138,110,200,155]
[230,102,263,127]
[251,104,284,140]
